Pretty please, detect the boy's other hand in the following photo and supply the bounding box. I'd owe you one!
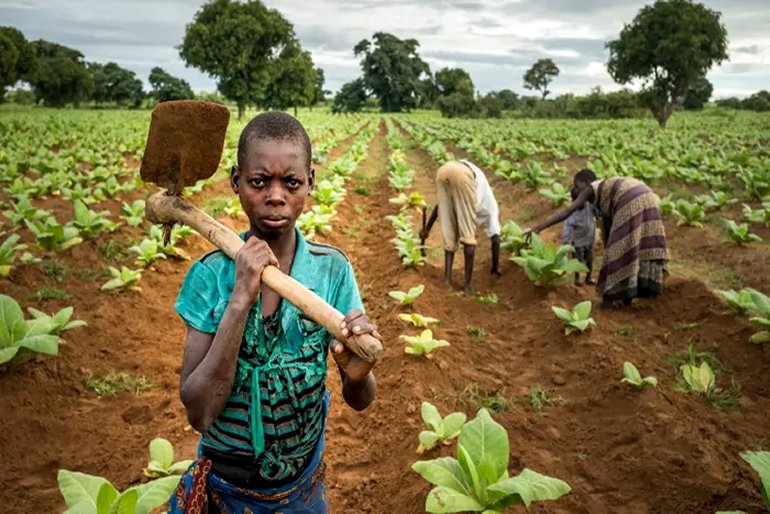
[232,236,278,305]
[332,309,380,383]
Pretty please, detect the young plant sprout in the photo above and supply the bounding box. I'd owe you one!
[723,219,762,245]
[398,313,440,328]
[552,301,596,335]
[401,329,449,357]
[620,362,658,390]
[143,438,193,478]
[415,402,467,454]
[680,361,716,394]
[101,266,143,292]
[389,284,425,306]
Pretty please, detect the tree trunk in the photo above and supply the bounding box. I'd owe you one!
[542,90,547,100]
[237,103,245,120]
[651,101,673,129]
[293,105,298,117]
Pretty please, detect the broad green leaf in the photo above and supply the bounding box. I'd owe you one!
[0,294,24,344]
[133,475,182,514]
[425,486,485,513]
[458,408,509,480]
[739,451,770,510]
[440,413,467,440]
[168,460,193,475]
[148,438,174,469]
[573,300,592,319]
[96,482,118,514]
[622,362,642,384]
[412,457,471,494]
[422,402,443,431]
[487,468,571,508]
[749,331,770,344]
[109,489,138,514]
[418,431,440,453]
[458,444,484,505]
[58,469,110,509]
[0,347,19,364]
[551,306,572,322]
[19,334,59,356]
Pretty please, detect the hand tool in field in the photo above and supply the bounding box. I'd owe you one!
[140,100,383,363]
[420,205,427,257]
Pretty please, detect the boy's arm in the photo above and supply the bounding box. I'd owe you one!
[331,309,378,411]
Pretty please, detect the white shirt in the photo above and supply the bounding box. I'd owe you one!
[460,160,501,237]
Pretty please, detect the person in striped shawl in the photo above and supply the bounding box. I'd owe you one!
[529,169,669,307]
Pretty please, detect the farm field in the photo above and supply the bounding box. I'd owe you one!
[1,106,770,513]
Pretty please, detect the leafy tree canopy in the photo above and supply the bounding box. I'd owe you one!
[683,76,713,110]
[353,32,429,112]
[332,78,367,114]
[523,58,559,99]
[606,0,728,127]
[27,40,92,107]
[261,43,316,115]
[180,0,297,118]
[148,67,194,102]
[435,67,474,98]
[89,62,144,107]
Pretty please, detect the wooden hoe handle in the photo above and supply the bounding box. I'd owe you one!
[145,192,383,363]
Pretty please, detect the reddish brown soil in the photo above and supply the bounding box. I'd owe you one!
[1,121,769,514]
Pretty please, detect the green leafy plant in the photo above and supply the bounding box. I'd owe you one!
[551,300,596,335]
[3,196,51,226]
[398,313,440,328]
[85,371,155,398]
[27,306,86,336]
[71,199,120,239]
[354,186,371,196]
[695,191,735,211]
[416,402,467,454]
[120,199,146,227]
[0,294,60,365]
[538,182,571,207]
[467,325,486,343]
[29,286,70,302]
[620,362,658,390]
[512,234,587,286]
[401,329,450,357]
[129,239,167,268]
[25,217,83,251]
[521,161,552,190]
[499,221,528,255]
[389,284,425,306]
[742,202,770,226]
[143,438,193,478]
[101,266,142,292]
[723,219,762,245]
[656,194,675,217]
[0,233,27,277]
[526,385,566,416]
[745,289,770,344]
[57,469,181,514]
[673,199,706,227]
[297,205,333,239]
[739,451,770,511]
[412,408,571,513]
[717,288,760,315]
[474,293,499,305]
[680,361,716,394]
[203,197,242,219]
[311,178,345,208]
[389,191,427,211]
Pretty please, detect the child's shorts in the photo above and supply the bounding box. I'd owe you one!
[574,245,594,263]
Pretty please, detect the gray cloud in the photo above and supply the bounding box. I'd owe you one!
[1,0,767,97]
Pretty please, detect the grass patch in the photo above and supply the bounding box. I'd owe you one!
[354,186,371,196]
[203,196,241,218]
[459,383,512,414]
[666,343,728,375]
[674,321,703,331]
[467,325,486,343]
[98,238,131,262]
[43,257,69,282]
[72,267,109,282]
[29,286,70,302]
[667,344,740,411]
[525,384,567,416]
[85,371,156,398]
[616,324,635,337]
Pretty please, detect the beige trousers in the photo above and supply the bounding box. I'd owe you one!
[436,161,477,252]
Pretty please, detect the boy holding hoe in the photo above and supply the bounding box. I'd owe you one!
[169,112,380,513]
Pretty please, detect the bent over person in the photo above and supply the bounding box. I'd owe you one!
[421,159,501,294]
[169,111,380,513]
[529,168,669,307]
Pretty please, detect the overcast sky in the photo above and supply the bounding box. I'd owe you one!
[1,0,768,98]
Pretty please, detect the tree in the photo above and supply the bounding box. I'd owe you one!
[606,0,728,128]
[715,96,742,109]
[0,27,36,100]
[523,59,559,99]
[416,74,439,108]
[0,34,18,99]
[743,90,770,112]
[27,40,92,107]
[436,93,476,118]
[180,0,297,119]
[497,89,519,110]
[262,43,316,116]
[311,67,327,107]
[331,78,367,114]
[683,77,713,110]
[478,93,503,118]
[148,67,194,103]
[434,67,474,97]
[353,32,429,112]
[89,62,144,107]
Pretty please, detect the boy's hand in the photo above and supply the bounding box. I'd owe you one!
[232,236,278,305]
[331,309,380,383]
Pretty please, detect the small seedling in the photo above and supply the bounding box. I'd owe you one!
[500,220,528,255]
[415,402,467,454]
[474,293,499,305]
[85,371,155,398]
[0,294,60,365]
[389,284,425,306]
[389,191,427,211]
[723,219,762,245]
[401,329,449,357]
[716,289,757,315]
[398,313,440,328]
[354,186,371,196]
[29,286,71,302]
[552,301,595,335]
[0,233,27,277]
[27,306,86,335]
[680,361,715,394]
[616,324,635,337]
[620,362,657,390]
[101,266,142,292]
[512,234,588,286]
[129,239,167,268]
[143,438,193,478]
[467,325,486,343]
[120,199,145,227]
[43,257,68,282]
[673,199,706,227]
[526,385,566,416]
[459,383,511,413]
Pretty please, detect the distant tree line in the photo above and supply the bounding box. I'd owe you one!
[715,91,770,112]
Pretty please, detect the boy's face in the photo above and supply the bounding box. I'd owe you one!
[573,178,589,195]
[231,138,314,239]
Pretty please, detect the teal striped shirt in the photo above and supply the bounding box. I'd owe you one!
[175,228,363,481]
